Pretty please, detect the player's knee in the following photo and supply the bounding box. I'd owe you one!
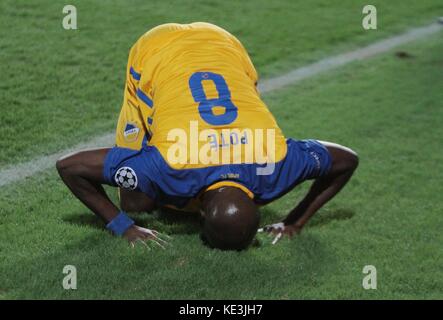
[201,187,259,251]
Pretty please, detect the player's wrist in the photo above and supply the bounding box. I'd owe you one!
[283,219,303,230]
[106,211,135,236]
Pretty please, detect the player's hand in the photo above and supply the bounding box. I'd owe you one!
[257,222,301,244]
[123,225,171,249]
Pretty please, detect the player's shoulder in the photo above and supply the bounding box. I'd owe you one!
[136,22,240,48]
[189,22,239,41]
[189,22,227,33]
[132,23,187,58]
[139,23,184,41]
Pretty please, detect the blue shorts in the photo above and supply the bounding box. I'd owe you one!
[103,139,332,207]
[292,139,332,180]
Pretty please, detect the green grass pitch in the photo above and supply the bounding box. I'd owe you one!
[0,0,442,299]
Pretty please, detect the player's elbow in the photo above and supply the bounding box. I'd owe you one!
[56,158,67,176]
[56,158,71,181]
[338,148,359,176]
[346,149,359,173]
[56,153,82,180]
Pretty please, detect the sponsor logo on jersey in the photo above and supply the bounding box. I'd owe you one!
[123,122,140,142]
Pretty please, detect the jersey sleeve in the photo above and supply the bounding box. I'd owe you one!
[115,44,150,149]
[124,44,141,110]
[124,38,156,141]
[130,34,158,120]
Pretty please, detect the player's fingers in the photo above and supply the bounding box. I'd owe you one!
[138,232,149,239]
[149,238,166,250]
[262,228,277,239]
[152,230,173,240]
[258,225,275,233]
[136,239,151,250]
[153,235,170,246]
[152,232,173,246]
[271,232,283,245]
[260,222,285,234]
[137,227,157,238]
[264,228,281,238]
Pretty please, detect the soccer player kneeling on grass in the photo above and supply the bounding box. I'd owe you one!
[56,23,358,251]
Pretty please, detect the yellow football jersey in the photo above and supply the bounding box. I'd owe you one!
[116,22,287,169]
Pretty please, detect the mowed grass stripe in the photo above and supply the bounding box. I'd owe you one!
[0,22,442,188]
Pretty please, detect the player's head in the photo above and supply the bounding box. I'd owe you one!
[200,187,259,251]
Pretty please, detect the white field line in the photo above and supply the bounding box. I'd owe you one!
[1,22,442,188]
[258,23,443,93]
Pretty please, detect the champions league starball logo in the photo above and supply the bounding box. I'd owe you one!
[114,167,138,190]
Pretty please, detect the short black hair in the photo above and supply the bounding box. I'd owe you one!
[200,186,259,250]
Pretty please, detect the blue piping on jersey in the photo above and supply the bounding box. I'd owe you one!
[136,89,153,108]
[130,67,141,80]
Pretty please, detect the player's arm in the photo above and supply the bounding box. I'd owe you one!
[261,142,359,242]
[283,142,358,231]
[56,148,119,221]
[56,148,166,247]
